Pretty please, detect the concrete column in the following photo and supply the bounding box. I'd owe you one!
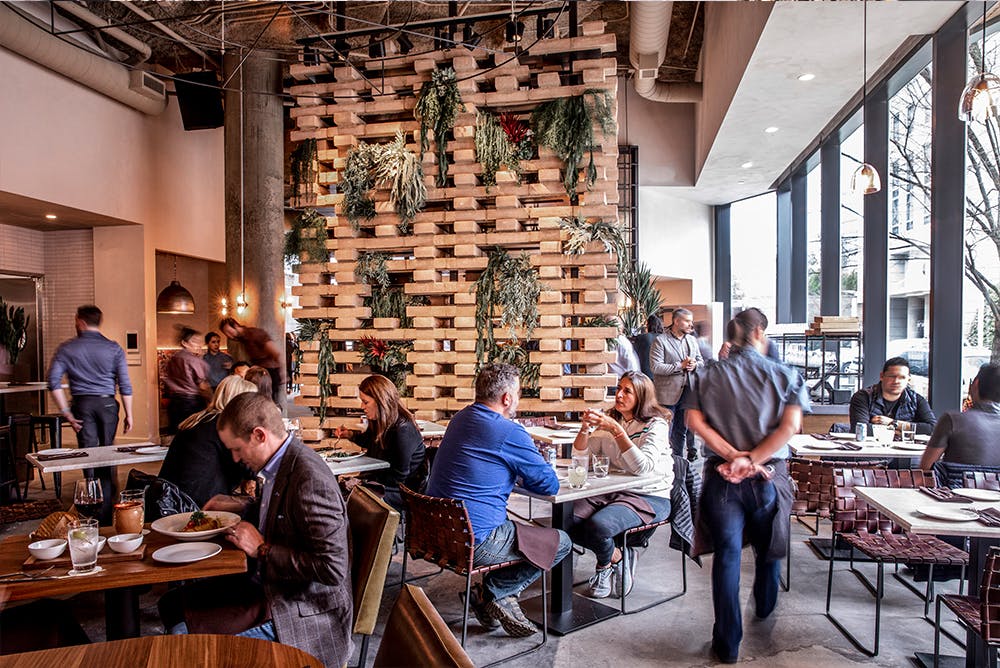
[223,51,285,408]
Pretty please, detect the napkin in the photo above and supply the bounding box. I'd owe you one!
[36,450,88,462]
[834,442,864,451]
[918,486,973,503]
[115,446,145,453]
[976,507,1000,527]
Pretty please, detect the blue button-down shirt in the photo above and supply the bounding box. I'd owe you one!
[257,433,293,532]
[47,330,132,396]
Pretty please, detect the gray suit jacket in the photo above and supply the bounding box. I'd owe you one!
[650,332,704,406]
[262,438,353,668]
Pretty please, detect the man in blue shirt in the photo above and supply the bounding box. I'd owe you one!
[203,331,233,390]
[427,363,571,638]
[48,305,133,522]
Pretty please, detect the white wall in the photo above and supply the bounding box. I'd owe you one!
[638,188,713,305]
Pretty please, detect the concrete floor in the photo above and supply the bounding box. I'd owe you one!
[2,456,971,667]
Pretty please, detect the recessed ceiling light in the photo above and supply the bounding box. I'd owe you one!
[765,126,779,133]
[738,179,746,184]
[798,73,816,82]
[741,161,754,169]
[44,214,57,220]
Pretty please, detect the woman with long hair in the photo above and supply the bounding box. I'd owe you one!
[244,365,273,400]
[570,371,673,599]
[336,374,425,509]
[686,307,809,663]
[158,375,258,506]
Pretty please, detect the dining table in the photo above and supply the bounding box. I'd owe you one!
[324,454,390,476]
[0,382,51,422]
[0,524,247,641]
[0,634,322,667]
[788,433,929,459]
[853,486,1000,668]
[513,468,661,635]
[24,442,165,500]
[524,423,582,458]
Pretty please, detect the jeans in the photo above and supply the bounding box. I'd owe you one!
[665,402,690,458]
[168,620,276,642]
[567,495,672,566]
[73,395,119,524]
[701,467,781,661]
[473,520,572,601]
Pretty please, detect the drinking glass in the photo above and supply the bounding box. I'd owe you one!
[592,455,610,478]
[73,479,104,521]
[67,518,99,573]
[113,489,145,535]
[901,424,917,444]
[568,454,590,489]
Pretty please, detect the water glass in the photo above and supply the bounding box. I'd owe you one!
[568,454,590,489]
[592,455,610,478]
[872,424,895,445]
[67,518,99,573]
[901,424,917,444]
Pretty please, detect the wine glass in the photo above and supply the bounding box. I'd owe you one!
[73,479,104,521]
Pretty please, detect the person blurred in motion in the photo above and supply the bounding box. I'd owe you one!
[219,318,283,405]
[163,327,211,433]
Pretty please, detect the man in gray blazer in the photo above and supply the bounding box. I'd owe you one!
[650,308,704,459]
[194,393,352,667]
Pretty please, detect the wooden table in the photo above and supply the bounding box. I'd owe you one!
[854,487,1000,667]
[325,455,390,476]
[514,470,661,635]
[0,526,247,640]
[524,423,581,458]
[0,634,321,667]
[788,433,928,459]
[24,442,164,500]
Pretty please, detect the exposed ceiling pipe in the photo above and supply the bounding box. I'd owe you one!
[119,1,218,68]
[52,0,152,64]
[0,3,166,115]
[629,1,702,104]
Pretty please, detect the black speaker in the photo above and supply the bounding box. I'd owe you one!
[174,70,224,131]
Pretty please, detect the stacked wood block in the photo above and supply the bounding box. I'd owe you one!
[288,23,620,446]
[805,316,861,335]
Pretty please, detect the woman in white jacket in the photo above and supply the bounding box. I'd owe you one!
[569,371,673,599]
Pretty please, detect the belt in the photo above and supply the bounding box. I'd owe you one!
[74,394,115,398]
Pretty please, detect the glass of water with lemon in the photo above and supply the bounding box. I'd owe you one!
[67,518,100,574]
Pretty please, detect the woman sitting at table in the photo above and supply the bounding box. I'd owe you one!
[244,365,273,400]
[569,371,673,599]
[158,375,258,507]
[335,374,425,510]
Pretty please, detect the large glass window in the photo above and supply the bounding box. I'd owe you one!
[731,192,777,322]
[964,33,1000,401]
[806,162,822,320]
[840,125,865,318]
[886,63,933,396]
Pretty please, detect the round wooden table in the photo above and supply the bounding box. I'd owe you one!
[0,634,323,667]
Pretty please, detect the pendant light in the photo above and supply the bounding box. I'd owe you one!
[156,255,195,314]
[852,0,881,196]
[960,1,1000,122]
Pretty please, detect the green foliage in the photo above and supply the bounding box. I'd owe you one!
[0,299,28,365]
[342,132,426,234]
[489,340,540,396]
[618,261,663,337]
[472,247,544,366]
[289,138,317,206]
[358,336,413,395]
[295,319,335,422]
[355,252,417,326]
[474,109,530,189]
[842,269,858,292]
[342,145,377,230]
[560,216,625,256]
[354,251,390,288]
[531,89,615,202]
[283,209,328,266]
[580,315,620,350]
[415,66,465,188]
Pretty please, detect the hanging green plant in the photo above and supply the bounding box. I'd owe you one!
[355,251,419,326]
[560,216,625,256]
[341,132,426,234]
[415,66,465,188]
[289,138,317,206]
[296,318,335,422]
[531,89,615,202]
[284,209,328,266]
[354,251,390,289]
[359,336,414,395]
[472,247,544,366]
[342,144,377,230]
[490,340,541,396]
[618,261,663,337]
[474,110,531,189]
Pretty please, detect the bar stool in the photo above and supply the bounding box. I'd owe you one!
[7,414,32,499]
[0,424,22,504]
[25,414,64,498]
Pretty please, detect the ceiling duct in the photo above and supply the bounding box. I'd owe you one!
[51,0,152,64]
[629,1,702,103]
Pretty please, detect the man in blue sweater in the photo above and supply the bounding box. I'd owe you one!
[427,363,571,637]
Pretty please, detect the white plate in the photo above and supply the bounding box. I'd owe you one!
[952,488,1000,501]
[151,542,222,565]
[150,511,240,541]
[891,442,926,451]
[915,435,931,443]
[322,451,365,462]
[916,506,980,522]
[135,446,169,455]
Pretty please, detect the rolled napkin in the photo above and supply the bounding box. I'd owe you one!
[36,450,88,462]
[835,443,864,451]
[976,507,1000,527]
[918,486,973,503]
[115,445,145,453]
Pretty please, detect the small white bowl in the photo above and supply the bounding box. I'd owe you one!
[108,533,143,553]
[97,536,107,552]
[28,538,67,560]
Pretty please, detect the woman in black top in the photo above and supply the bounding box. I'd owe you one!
[338,374,425,509]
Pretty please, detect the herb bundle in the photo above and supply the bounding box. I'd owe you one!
[289,138,317,206]
[359,336,414,395]
[355,251,414,326]
[415,66,465,187]
[283,209,328,266]
[342,132,426,234]
[473,247,543,366]
[475,110,531,188]
[491,340,541,395]
[560,216,625,256]
[296,319,335,422]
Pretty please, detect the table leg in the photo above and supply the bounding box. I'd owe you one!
[521,501,621,635]
[105,587,140,640]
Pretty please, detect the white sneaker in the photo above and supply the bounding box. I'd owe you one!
[588,565,614,598]
[612,548,637,598]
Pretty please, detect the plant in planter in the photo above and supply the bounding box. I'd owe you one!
[473,247,544,367]
[560,216,625,256]
[618,261,663,337]
[296,318,335,422]
[354,251,416,327]
[475,110,532,189]
[283,209,328,266]
[289,138,318,206]
[531,89,616,203]
[342,132,426,234]
[415,66,464,188]
[358,336,413,395]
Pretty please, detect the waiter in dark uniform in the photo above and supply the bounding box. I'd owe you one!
[48,305,133,522]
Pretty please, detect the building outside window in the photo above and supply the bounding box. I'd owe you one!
[731,192,777,323]
[806,162,822,321]
[840,125,865,318]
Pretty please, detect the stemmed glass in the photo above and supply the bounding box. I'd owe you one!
[73,479,104,521]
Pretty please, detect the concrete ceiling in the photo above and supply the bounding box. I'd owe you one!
[0,191,137,231]
[686,1,964,206]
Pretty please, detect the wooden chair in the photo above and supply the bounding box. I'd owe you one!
[965,471,1000,491]
[825,468,969,656]
[934,547,1000,668]
[372,584,474,668]
[347,485,400,668]
[399,485,548,667]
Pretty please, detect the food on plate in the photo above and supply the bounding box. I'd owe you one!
[182,510,222,532]
[317,448,363,459]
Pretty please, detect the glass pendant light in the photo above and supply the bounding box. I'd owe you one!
[853,0,881,196]
[960,1,1000,122]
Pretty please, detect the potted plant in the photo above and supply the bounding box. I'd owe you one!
[0,298,29,381]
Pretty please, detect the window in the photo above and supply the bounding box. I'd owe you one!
[731,192,777,323]
[840,125,864,318]
[806,162,822,320]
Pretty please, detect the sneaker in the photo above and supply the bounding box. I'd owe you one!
[614,547,636,598]
[469,583,499,630]
[588,565,615,598]
[485,596,538,638]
